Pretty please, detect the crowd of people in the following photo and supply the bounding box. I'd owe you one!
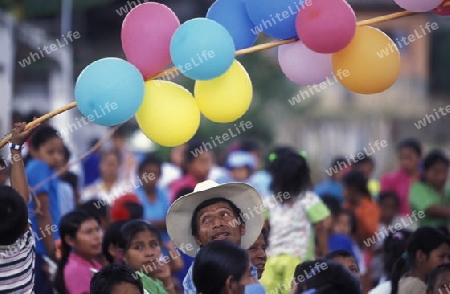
[1,121,450,294]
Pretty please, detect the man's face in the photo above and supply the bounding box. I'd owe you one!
[194,201,246,247]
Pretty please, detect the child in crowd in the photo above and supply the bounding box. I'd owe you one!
[390,227,450,294]
[380,138,422,217]
[352,154,379,198]
[321,195,356,257]
[54,210,103,294]
[134,154,171,242]
[291,259,362,294]
[261,147,330,294]
[116,220,176,294]
[369,230,413,294]
[315,156,348,205]
[0,122,38,294]
[90,263,145,294]
[102,220,128,264]
[342,170,380,245]
[324,249,361,279]
[78,199,111,231]
[427,263,450,294]
[169,139,212,203]
[409,150,450,229]
[216,150,256,183]
[81,150,128,204]
[26,125,65,294]
[371,191,408,286]
[247,228,268,279]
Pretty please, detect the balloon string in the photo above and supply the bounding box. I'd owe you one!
[0,9,425,147]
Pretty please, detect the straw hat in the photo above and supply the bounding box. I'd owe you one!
[166,180,264,257]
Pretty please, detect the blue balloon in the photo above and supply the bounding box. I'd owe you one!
[245,0,308,40]
[206,0,258,50]
[75,58,144,126]
[170,18,235,81]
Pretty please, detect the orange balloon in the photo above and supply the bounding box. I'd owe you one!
[332,26,401,94]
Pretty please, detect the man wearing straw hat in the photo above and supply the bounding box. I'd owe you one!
[166,180,265,294]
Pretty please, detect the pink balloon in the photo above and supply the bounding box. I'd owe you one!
[394,0,442,12]
[278,41,333,86]
[296,0,356,54]
[121,2,180,80]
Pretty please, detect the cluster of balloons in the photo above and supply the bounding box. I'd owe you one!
[74,0,449,147]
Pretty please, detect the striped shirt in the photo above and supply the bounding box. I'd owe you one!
[0,222,36,294]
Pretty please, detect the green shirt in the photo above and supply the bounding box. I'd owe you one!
[135,271,168,294]
[409,182,450,228]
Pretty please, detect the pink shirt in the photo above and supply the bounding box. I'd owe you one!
[380,169,417,216]
[64,252,102,294]
[169,174,198,203]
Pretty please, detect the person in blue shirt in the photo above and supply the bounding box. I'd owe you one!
[134,153,171,242]
[315,157,348,205]
[26,125,65,294]
[82,138,101,187]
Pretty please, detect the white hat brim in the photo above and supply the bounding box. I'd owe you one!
[166,182,264,257]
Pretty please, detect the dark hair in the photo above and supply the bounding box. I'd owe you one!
[191,198,243,238]
[397,138,422,156]
[101,150,122,165]
[391,227,450,294]
[342,210,357,235]
[102,220,127,264]
[63,145,71,163]
[55,210,100,294]
[193,240,249,294]
[378,191,400,208]
[184,139,204,165]
[78,200,109,220]
[383,230,413,279]
[117,220,162,252]
[427,263,450,291]
[123,202,144,220]
[239,139,261,153]
[324,249,356,261]
[294,260,319,281]
[354,153,374,166]
[423,149,449,173]
[298,259,362,294]
[342,170,370,198]
[174,187,194,202]
[90,263,144,294]
[330,157,346,169]
[261,227,268,245]
[0,186,28,245]
[137,153,162,177]
[29,125,60,151]
[321,195,341,217]
[268,146,311,198]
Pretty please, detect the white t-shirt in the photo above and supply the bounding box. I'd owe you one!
[369,281,391,294]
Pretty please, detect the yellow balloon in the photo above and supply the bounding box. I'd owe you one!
[135,80,200,147]
[194,60,252,123]
[332,26,401,94]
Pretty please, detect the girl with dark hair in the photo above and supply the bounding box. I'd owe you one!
[193,240,263,294]
[26,125,65,294]
[390,227,450,294]
[369,230,413,294]
[409,149,450,228]
[54,210,103,294]
[102,220,127,264]
[116,220,176,294]
[261,147,331,294]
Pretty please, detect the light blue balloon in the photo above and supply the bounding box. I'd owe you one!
[75,58,144,126]
[206,0,258,50]
[245,0,308,40]
[170,18,235,81]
